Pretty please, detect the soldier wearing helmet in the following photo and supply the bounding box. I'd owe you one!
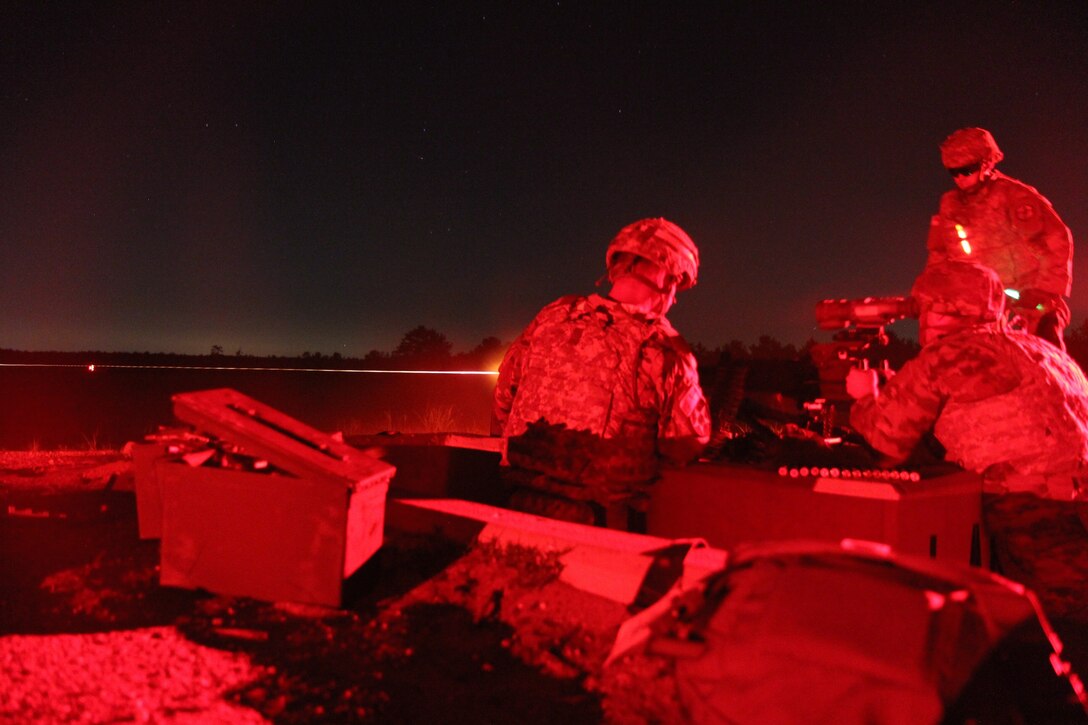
[492,218,710,531]
[925,127,1073,349]
[846,261,1088,616]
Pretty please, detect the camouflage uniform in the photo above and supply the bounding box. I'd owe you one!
[850,326,1088,497]
[851,320,1088,617]
[926,170,1073,303]
[493,293,710,515]
[926,128,1072,347]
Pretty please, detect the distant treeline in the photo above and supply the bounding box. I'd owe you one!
[8,318,1088,373]
[0,324,913,371]
[0,326,507,372]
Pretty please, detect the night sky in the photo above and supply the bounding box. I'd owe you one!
[2,2,1086,358]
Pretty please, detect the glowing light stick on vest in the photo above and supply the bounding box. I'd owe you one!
[955,224,971,255]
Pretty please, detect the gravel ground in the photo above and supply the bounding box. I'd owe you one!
[0,627,268,724]
[0,450,678,724]
[4,450,1088,723]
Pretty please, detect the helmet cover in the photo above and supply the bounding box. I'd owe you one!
[911,261,1005,322]
[940,127,1004,168]
[605,218,700,290]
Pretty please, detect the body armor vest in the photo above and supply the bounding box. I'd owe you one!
[504,296,666,487]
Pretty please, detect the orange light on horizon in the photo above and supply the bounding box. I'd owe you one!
[367,367,498,372]
[2,362,498,376]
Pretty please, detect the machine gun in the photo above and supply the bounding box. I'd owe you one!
[810,296,917,411]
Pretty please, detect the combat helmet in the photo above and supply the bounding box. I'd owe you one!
[605,218,700,290]
[940,127,1004,168]
[911,261,1005,322]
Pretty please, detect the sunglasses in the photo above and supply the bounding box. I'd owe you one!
[948,163,982,177]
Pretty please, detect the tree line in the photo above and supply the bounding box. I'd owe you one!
[7,320,1088,374]
[0,326,505,371]
[0,325,908,371]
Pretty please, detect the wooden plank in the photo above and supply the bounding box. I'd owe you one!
[386,497,727,604]
[172,388,393,489]
[441,433,505,453]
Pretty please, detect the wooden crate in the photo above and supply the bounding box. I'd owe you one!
[155,388,394,606]
[648,463,986,566]
[158,460,387,607]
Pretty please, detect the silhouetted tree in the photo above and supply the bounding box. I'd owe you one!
[359,349,387,368]
[469,336,504,357]
[748,335,799,360]
[392,326,453,366]
[721,339,751,360]
[456,336,507,370]
[708,336,802,361]
[690,341,719,368]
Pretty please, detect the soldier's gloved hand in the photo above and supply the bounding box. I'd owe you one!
[845,367,879,400]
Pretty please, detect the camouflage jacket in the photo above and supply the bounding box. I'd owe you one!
[926,171,1072,298]
[850,325,1088,497]
[493,294,710,489]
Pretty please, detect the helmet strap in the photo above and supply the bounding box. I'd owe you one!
[616,270,675,295]
[644,285,677,318]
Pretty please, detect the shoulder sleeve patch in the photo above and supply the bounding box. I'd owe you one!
[1015,204,1037,221]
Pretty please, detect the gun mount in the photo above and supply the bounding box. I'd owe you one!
[811,296,917,407]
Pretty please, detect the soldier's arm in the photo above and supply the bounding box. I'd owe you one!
[1032,208,1072,296]
[1011,187,1073,296]
[491,330,530,435]
[657,350,711,465]
[848,352,945,464]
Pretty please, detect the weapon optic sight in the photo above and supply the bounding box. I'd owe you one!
[815,296,918,331]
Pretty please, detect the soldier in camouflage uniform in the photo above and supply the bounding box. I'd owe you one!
[925,127,1073,349]
[493,218,711,530]
[846,261,1088,616]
